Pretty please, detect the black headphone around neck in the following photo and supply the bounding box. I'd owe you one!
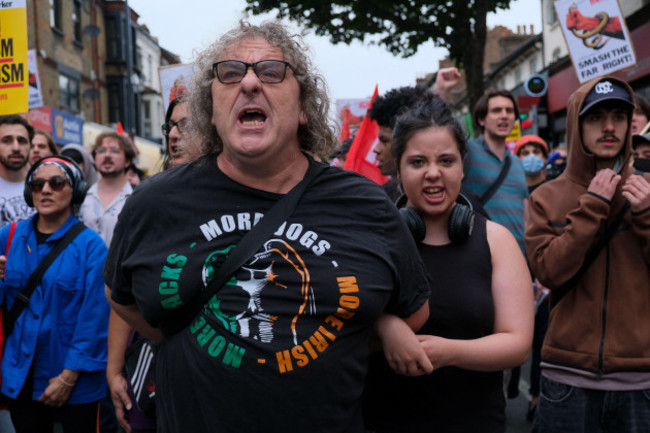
[24,155,88,207]
[397,192,475,244]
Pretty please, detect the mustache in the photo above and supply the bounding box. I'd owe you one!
[597,135,620,142]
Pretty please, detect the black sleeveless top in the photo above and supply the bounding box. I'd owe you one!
[363,214,505,433]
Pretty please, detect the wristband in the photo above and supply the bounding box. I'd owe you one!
[58,375,75,387]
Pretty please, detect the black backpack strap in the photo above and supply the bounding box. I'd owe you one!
[161,162,328,337]
[479,154,512,205]
[3,221,86,337]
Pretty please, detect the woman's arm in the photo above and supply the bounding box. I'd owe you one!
[63,238,110,374]
[418,221,534,371]
[37,368,79,407]
[105,285,163,343]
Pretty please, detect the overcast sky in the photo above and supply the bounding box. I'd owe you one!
[128,0,543,101]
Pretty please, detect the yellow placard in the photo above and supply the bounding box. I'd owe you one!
[506,121,522,142]
[0,1,28,115]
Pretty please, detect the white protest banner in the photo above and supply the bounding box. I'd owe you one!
[159,63,198,113]
[336,98,372,136]
[27,49,43,109]
[555,0,636,83]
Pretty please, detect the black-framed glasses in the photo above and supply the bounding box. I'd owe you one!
[28,175,69,193]
[213,60,296,84]
[161,118,188,136]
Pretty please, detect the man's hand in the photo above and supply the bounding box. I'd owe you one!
[622,174,650,212]
[587,169,621,201]
[375,314,433,376]
[0,255,6,280]
[108,371,133,433]
[433,67,461,102]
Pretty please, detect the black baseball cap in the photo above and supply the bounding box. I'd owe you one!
[579,79,634,116]
[633,133,650,149]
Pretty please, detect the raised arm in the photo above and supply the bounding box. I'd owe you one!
[433,67,461,103]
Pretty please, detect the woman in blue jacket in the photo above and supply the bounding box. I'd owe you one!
[0,155,109,432]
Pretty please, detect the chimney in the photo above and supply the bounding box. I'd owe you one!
[530,24,534,34]
[517,25,521,34]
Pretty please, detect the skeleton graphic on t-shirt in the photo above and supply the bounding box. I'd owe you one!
[202,239,315,345]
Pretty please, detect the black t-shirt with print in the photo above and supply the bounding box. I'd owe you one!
[104,155,430,433]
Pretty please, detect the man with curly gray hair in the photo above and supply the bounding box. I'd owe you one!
[188,20,337,161]
[104,20,431,432]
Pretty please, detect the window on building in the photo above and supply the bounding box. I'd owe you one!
[147,55,153,86]
[59,73,80,112]
[108,83,123,124]
[515,68,522,86]
[132,27,139,70]
[105,15,123,61]
[73,0,83,43]
[552,48,561,62]
[157,101,162,133]
[529,58,538,75]
[545,0,558,26]
[144,101,152,137]
[50,0,62,31]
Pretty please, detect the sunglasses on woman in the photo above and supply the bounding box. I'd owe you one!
[28,175,69,193]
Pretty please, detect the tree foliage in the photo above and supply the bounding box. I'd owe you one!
[245,0,514,113]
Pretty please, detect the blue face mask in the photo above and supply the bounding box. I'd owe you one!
[521,154,545,176]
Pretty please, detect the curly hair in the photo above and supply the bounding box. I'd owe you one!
[392,93,468,171]
[368,86,430,129]
[187,20,337,161]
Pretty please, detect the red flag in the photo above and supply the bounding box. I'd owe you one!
[339,117,350,142]
[116,122,125,135]
[343,85,388,185]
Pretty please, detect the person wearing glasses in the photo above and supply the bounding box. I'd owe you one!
[104,21,431,432]
[161,97,201,169]
[0,155,109,433]
[78,131,136,432]
[79,132,136,248]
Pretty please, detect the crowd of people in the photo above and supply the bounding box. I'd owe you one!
[1,19,650,433]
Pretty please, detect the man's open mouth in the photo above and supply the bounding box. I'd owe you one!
[239,109,267,127]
